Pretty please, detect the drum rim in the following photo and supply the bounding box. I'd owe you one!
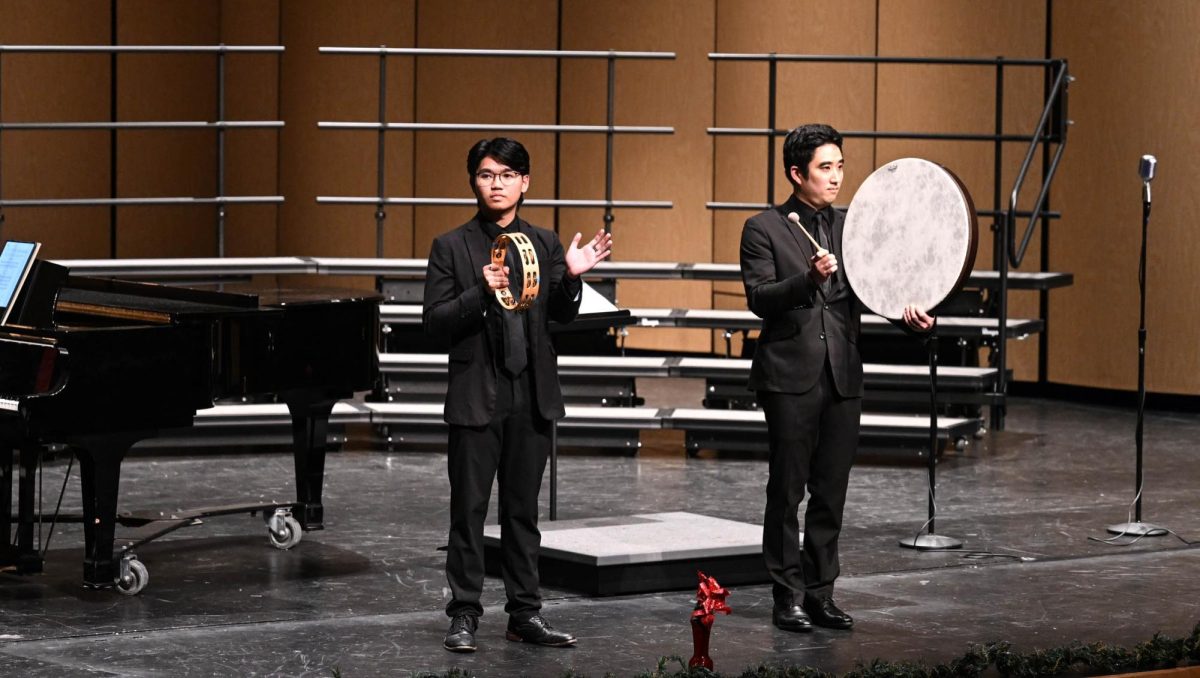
[842,157,978,320]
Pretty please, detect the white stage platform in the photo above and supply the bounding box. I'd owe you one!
[483,511,769,595]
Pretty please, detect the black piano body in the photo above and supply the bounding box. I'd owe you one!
[0,272,381,591]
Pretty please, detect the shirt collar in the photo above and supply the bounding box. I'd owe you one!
[786,194,834,225]
[479,214,521,240]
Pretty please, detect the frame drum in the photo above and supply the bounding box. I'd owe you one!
[842,158,978,320]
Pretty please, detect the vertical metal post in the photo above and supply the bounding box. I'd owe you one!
[216,46,227,257]
[899,328,960,550]
[603,52,615,235]
[991,61,1004,271]
[766,54,777,205]
[1038,6,1055,387]
[0,52,5,242]
[992,58,1008,431]
[1037,61,1056,385]
[552,9,564,234]
[375,49,388,258]
[927,334,938,534]
[109,1,118,258]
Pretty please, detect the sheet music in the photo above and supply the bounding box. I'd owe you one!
[0,241,39,308]
[579,281,619,315]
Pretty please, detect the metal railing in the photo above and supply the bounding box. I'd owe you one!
[0,44,285,256]
[706,52,1071,431]
[317,46,676,257]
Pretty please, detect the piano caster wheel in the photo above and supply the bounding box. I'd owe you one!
[266,510,303,550]
[116,555,149,596]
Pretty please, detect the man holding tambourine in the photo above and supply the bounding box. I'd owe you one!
[423,138,612,653]
[740,124,933,634]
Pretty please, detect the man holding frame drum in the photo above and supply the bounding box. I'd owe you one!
[423,138,612,653]
[740,124,933,633]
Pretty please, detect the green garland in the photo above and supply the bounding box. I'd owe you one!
[393,620,1200,678]
[631,621,1200,677]
[396,619,1200,672]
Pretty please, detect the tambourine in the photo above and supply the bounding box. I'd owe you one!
[491,232,540,311]
[842,158,978,320]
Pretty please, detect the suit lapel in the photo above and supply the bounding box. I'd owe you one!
[464,218,502,363]
[464,218,492,285]
[776,201,827,297]
[777,204,819,262]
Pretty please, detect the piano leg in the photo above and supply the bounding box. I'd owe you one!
[73,433,142,588]
[285,397,336,532]
[1,441,46,574]
[0,444,15,570]
[14,444,44,573]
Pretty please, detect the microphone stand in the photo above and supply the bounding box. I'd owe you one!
[900,325,963,549]
[1106,177,1166,537]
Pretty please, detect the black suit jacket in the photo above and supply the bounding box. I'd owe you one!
[740,196,864,398]
[423,216,582,426]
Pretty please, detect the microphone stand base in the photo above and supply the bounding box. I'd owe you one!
[1106,521,1167,537]
[899,533,963,550]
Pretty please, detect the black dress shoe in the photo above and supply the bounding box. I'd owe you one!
[505,614,576,647]
[771,601,813,632]
[803,597,854,630]
[443,613,478,652]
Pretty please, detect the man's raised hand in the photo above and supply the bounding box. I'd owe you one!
[565,228,613,278]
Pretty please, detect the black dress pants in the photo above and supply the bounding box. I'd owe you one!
[759,364,862,603]
[445,368,551,619]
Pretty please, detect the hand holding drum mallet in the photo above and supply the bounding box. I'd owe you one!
[788,212,837,284]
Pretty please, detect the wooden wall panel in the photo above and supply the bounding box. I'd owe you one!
[1,1,280,261]
[411,1,559,266]
[877,0,1047,378]
[713,0,877,356]
[8,2,1200,397]
[1050,1,1200,394]
[220,0,281,258]
[0,0,111,258]
[560,0,716,353]
[114,1,220,258]
[278,0,415,290]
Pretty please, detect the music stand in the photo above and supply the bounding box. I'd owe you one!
[898,326,963,550]
[837,158,975,552]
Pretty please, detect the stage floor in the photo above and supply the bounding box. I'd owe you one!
[1,395,1198,676]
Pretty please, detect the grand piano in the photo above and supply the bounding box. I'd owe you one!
[0,258,381,594]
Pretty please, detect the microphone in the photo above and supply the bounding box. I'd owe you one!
[1139,154,1157,182]
[1139,154,1156,204]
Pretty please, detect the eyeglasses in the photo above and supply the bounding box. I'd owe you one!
[474,170,523,186]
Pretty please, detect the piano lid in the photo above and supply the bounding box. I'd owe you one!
[47,274,381,326]
[249,287,385,308]
[55,276,271,325]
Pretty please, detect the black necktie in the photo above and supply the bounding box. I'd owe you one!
[499,234,528,376]
[814,211,833,293]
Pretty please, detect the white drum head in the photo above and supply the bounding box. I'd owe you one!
[842,158,977,320]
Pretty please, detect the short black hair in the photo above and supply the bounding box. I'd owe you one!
[466,137,530,176]
[782,124,842,186]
